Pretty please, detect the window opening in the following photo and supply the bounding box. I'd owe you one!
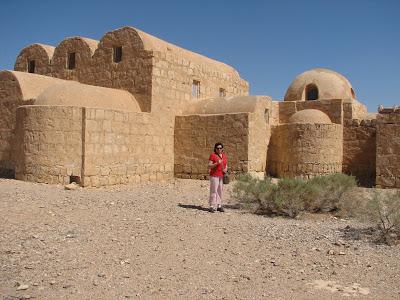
[219,88,226,97]
[28,60,35,73]
[305,84,318,100]
[113,46,122,63]
[192,80,201,98]
[67,52,76,70]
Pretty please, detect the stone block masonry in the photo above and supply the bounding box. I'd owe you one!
[268,123,343,178]
[175,113,251,179]
[15,105,174,187]
[376,109,400,188]
[15,106,83,185]
[343,119,376,187]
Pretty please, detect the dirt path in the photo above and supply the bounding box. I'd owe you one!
[1,178,399,299]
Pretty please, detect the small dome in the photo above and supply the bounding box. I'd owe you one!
[284,68,356,101]
[289,109,332,124]
[35,81,141,112]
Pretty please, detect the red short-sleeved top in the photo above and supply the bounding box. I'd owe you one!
[209,152,227,177]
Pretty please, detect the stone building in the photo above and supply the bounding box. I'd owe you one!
[0,26,398,188]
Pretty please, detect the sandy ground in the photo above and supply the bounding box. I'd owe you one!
[1,178,399,300]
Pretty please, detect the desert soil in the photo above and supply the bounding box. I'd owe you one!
[1,178,399,300]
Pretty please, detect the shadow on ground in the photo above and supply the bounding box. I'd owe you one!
[177,203,242,212]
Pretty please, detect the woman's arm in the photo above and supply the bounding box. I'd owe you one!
[208,159,222,169]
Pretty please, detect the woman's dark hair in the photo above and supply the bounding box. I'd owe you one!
[214,142,224,153]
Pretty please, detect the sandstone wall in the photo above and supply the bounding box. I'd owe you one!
[278,99,343,124]
[248,110,270,173]
[52,37,99,82]
[343,99,368,121]
[14,27,248,116]
[14,44,54,75]
[82,108,173,187]
[151,51,248,117]
[174,113,253,179]
[14,105,174,187]
[0,71,65,177]
[15,106,83,184]
[268,123,343,178]
[295,99,343,124]
[376,110,400,188]
[343,119,376,187]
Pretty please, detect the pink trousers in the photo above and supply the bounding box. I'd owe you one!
[209,176,223,207]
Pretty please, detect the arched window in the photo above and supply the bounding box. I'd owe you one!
[305,84,318,100]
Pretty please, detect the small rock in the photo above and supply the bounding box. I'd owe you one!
[64,183,79,190]
[339,252,346,255]
[16,284,29,291]
[327,250,335,255]
[50,280,56,285]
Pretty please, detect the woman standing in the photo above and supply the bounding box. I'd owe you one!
[208,142,228,213]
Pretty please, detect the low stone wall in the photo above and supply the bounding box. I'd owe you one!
[15,106,174,187]
[82,108,173,187]
[174,113,253,179]
[15,106,83,184]
[268,123,343,178]
[376,110,400,188]
[343,119,376,187]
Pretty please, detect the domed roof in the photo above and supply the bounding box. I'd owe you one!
[35,81,141,112]
[289,109,332,124]
[284,68,356,101]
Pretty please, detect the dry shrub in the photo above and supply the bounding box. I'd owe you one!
[233,173,356,218]
[343,191,400,245]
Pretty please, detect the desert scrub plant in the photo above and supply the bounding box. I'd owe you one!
[272,178,310,218]
[232,174,275,211]
[346,191,400,245]
[233,173,356,218]
[307,173,357,212]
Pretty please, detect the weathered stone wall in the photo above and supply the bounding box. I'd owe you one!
[151,51,248,117]
[268,123,343,178]
[14,105,174,187]
[248,110,270,173]
[174,113,253,179]
[295,99,343,124]
[0,98,24,177]
[14,44,54,75]
[0,71,65,177]
[82,108,173,187]
[343,99,368,121]
[278,99,343,124]
[15,106,83,184]
[376,110,400,188]
[86,29,154,112]
[52,37,99,82]
[15,27,248,116]
[343,119,376,187]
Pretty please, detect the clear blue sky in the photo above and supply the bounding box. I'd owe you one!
[0,0,398,111]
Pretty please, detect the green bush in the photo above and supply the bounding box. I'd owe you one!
[307,173,357,212]
[232,174,275,211]
[233,173,356,218]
